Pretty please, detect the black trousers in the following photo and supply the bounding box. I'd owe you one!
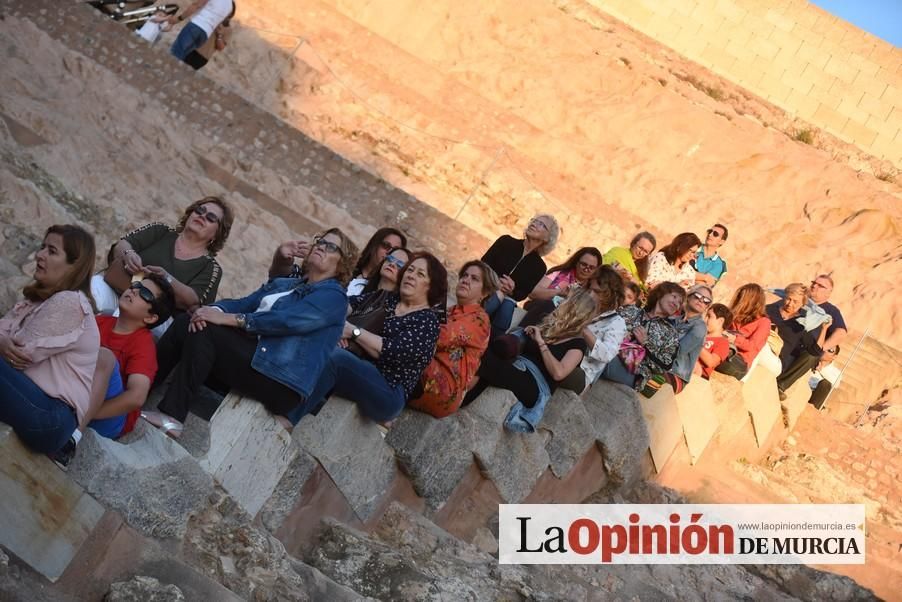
[462,348,541,408]
[777,350,819,393]
[156,321,302,422]
[808,380,832,410]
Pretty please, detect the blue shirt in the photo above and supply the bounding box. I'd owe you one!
[694,247,727,281]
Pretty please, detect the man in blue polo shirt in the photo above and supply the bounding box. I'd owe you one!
[693,223,728,287]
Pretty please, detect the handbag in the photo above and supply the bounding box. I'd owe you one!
[767,329,784,357]
[618,339,646,374]
[715,347,748,379]
[346,290,391,357]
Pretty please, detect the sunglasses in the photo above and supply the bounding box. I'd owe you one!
[691,292,713,305]
[706,228,723,238]
[193,204,222,224]
[313,237,343,256]
[385,254,407,269]
[129,281,157,305]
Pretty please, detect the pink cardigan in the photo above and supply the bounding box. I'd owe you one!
[732,315,771,367]
[0,291,99,426]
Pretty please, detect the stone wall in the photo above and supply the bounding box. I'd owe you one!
[589,0,902,165]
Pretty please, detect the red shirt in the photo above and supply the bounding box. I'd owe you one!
[96,316,157,383]
[700,335,730,378]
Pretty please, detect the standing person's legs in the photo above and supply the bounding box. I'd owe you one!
[0,360,77,453]
[808,380,832,410]
[170,22,208,61]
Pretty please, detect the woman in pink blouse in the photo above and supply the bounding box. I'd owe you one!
[0,225,100,453]
[408,261,500,418]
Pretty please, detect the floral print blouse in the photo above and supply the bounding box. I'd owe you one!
[645,251,696,290]
[617,304,680,387]
[408,304,490,418]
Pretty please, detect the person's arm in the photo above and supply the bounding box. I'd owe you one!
[698,341,725,369]
[268,240,310,280]
[92,374,151,419]
[142,264,202,310]
[822,328,847,352]
[511,258,546,301]
[528,274,565,301]
[344,321,383,359]
[733,318,769,354]
[11,292,92,364]
[377,311,441,367]
[168,0,210,23]
[694,271,717,286]
[583,316,628,365]
[538,345,584,382]
[644,253,669,289]
[242,287,348,336]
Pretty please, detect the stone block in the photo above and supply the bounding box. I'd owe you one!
[293,397,397,521]
[582,381,650,488]
[637,384,683,472]
[67,425,212,539]
[0,425,105,582]
[385,409,474,512]
[675,377,720,464]
[456,387,517,462]
[197,393,297,518]
[781,379,812,430]
[539,389,596,478]
[741,365,782,448]
[257,448,319,535]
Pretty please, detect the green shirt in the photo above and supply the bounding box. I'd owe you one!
[602,246,640,282]
[122,223,222,305]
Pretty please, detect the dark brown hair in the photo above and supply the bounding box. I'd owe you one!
[629,231,657,281]
[644,281,686,314]
[354,227,407,278]
[361,247,411,295]
[660,232,702,265]
[590,265,625,313]
[547,247,602,281]
[458,260,500,302]
[176,196,234,256]
[398,252,448,307]
[708,303,733,327]
[141,272,176,329]
[24,225,96,309]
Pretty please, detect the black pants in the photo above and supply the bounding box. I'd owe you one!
[808,380,831,410]
[462,349,541,408]
[157,322,302,422]
[777,351,819,393]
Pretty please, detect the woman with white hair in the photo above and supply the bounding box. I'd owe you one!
[480,214,560,337]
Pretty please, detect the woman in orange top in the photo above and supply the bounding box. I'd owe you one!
[408,261,499,418]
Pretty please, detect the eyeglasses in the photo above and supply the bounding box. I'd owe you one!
[313,237,343,256]
[810,281,829,290]
[129,281,157,305]
[529,219,549,231]
[378,240,395,252]
[632,244,653,258]
[193,204,222,224]
[706,229,723,238]
[577,261,597,271]
[385,255,407,269]
[691,292,713,305]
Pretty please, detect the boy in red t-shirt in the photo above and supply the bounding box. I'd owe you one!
[696,303,732,379]
[87,274,176,439]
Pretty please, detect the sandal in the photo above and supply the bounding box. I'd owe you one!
[141,410,184,439]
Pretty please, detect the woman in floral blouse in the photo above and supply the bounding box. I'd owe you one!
[645,232,701,291]
[409,261,500,418]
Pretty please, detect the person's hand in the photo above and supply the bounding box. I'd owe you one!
[342,322,358,339]
[277,240,311,262]
[0,335,32,370]
[142,265,174,284]
[724,331,736,344]
[122,249,144,275]
[632,326,648,345]
[524,325,545,346]
[189,306,227,332]
[695,272,716,286]
[556,282,572,295]
[679,279,694,289]
[499,275,515,296]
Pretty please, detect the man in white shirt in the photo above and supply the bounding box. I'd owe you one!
[808,345,842,410]
[167,0,235,62]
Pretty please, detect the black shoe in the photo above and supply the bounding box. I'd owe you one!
[49,437,77,471]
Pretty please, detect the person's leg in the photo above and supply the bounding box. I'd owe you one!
[327,349,407,422]
[154,312,192,388]
[170,22,208,61]
[0,360,77,453]
[84,348,118,428]
[601,357,637,388]
[777,351,819,393]
[184,51,208,70]
[808,380,832,410]
[286,350,340,425]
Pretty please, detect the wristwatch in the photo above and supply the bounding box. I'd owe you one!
[235,313,247,330]
[351,327,362,340]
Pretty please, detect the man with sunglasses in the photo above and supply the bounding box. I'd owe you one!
[87,276,176,441]
[693,224,729,287]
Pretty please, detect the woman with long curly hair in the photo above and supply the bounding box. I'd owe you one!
[463,287,596,432]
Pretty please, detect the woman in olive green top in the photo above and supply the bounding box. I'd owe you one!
[91,197,234,334]
[602,231,656,290]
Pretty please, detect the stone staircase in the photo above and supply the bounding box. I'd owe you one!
[825,332,902,423]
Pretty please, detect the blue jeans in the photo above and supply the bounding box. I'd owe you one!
[0,359,77,453]
[483,293,517,337]
[88,360,126,439]
[170,22,208,61]
[503,356,552,433]
[286,348,406,425]
[601,356,637,388]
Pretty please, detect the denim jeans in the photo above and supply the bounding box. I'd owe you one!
[88,360,126,439]
[601,356,637,388]
[483,293,517,337]
[170,22,208,61]
[0,359,77,453]
[286,348,406,425]
[503,356,552,433]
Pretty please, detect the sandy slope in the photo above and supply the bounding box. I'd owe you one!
[195,0,901,348]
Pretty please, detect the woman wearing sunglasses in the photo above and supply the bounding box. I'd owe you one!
[145,228,358,438]
[91,197,234,336]
[0,225,100,454]
[659,284,712,394]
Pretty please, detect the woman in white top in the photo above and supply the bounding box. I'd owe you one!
[645,232,702,290]
[579,266,627,391]
[167,0,235,62]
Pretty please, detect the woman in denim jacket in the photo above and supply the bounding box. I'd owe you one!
[146,228,358,437]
